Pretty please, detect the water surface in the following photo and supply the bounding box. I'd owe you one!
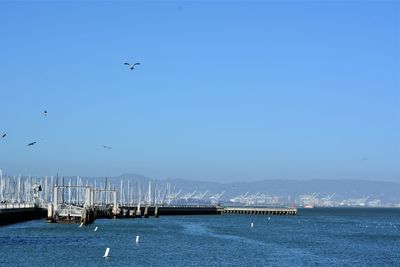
[0,208,399,266]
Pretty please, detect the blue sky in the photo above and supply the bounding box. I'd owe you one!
[0,1,399,182]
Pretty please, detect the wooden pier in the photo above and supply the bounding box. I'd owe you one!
[223,207,297,215]
[117,205,296,218]
[118,205,225,218]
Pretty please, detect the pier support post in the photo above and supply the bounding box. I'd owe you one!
[154,206,159,218]
[47,203,53,219]
[84,187,92,207]
[112,191,118,216]
[135,207,142,217]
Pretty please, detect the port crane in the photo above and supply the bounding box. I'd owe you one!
[209,191,225,204]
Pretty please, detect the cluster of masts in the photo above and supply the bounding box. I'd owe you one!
[0,175,42,205]
[118,182,225,206]
[0,173,225,208]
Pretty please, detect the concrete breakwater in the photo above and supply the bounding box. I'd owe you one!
[118,205,225,218]
[223,207,297,216]
[117,205,297,218]
[0,207,47,226]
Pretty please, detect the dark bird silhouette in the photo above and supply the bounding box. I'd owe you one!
[1,133,6,138]
[27,142,37,146]
[43,110,47,116]
[102,145,112,150]
[124,62,140,70]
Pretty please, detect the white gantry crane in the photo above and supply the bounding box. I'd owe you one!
[209,191,224,204]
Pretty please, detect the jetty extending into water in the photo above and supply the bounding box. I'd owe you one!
[53,205,297,224]
[0,204,297,226]
[118,205,297,218]
[0,206,46,226]
[223,207,297,215]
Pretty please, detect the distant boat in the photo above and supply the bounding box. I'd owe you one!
[304,204,315,209]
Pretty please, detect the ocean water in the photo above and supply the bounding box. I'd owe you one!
[0,208,399,266]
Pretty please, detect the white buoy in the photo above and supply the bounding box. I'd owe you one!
[136,235,139,243]
[251,222,254,228]
[79,223,83,228]
[103,247,110,258]
[94,226,98,232]
[268,217,271,220]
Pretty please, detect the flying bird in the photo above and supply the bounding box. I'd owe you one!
[43,110,47,116]
[1,133,6,138]
[124,62,140,70]
[102,145,112,150]
[27,142,37,146]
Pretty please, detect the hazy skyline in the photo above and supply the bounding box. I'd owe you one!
[0,1,399,182]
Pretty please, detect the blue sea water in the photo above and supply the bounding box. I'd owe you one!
[0,208,399,266]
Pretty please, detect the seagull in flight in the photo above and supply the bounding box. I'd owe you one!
[124,62,140,70]
[102,145,112,150]
[27,142,37,146]
[1,133,6,138]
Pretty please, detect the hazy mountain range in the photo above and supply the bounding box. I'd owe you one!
[102,173,400,202]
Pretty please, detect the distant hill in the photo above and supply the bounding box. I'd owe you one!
[167,178,400,202]
[82,174,400,202]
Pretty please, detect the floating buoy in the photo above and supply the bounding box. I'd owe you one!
[251,222,254,228]
[268,217,271,221]
[94,226,98,232]
[79,223,83,228]
[103,247,110,258]
[136,235,139,243]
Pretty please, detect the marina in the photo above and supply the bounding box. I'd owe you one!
[0,175,297,226]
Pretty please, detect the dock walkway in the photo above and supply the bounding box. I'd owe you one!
[223,207,297,215]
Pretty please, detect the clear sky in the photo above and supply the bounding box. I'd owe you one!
[0,1,399,182]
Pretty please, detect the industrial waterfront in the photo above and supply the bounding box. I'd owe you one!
[2,172,399,226]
